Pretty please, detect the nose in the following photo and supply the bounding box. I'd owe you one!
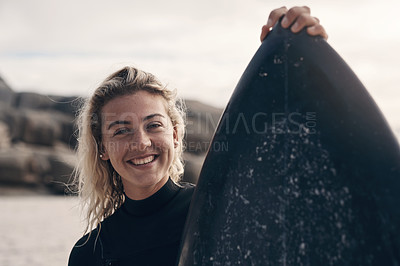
[130,129,152,152]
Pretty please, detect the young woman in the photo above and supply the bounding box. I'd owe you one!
[68,6,328,266]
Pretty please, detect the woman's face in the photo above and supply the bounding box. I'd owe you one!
[100,90,177,199]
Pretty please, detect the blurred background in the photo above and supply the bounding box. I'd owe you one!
[0,0,399,265]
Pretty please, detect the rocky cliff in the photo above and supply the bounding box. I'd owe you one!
[0,75,222,194]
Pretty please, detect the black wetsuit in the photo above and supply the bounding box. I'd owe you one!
[68,178,195,266]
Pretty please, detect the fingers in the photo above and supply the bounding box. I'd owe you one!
[307,24,328,40]
[260,6,328,41]
[280,6,310,29]
[260,6,288,41]
[267,6,288,28]
[289,14,319,33]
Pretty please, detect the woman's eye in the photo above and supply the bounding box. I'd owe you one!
[147,123,162,130]
[113,128,130,136]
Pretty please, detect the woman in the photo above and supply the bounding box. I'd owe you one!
[68,6,327,266]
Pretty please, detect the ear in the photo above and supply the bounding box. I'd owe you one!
[100,152,110,161]
[173,126,179,148]
[99,143,110,161]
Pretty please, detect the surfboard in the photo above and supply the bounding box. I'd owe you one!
[177,21,400,265]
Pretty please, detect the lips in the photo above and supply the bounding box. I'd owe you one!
[128,155,158,166]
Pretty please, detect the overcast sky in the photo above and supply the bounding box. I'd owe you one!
[0,0,399,137]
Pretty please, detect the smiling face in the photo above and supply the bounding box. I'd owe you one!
[100,90,178,200]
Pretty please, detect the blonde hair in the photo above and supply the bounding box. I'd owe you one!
[73,66,185,233]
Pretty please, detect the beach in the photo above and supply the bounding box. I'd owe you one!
[0,195,83,266]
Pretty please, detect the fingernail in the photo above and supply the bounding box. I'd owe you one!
[281,17,288,28]
[267,18,273,27]
[292,22,299,32]
[307,26,315,34]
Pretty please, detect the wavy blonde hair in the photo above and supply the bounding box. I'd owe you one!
[73,66,186,234]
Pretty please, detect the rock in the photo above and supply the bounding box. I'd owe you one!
[0,75,15,107]
[0,106,24,142]
[182,152,206,184]
[46,95,83,116]
[0,106,77,147]
[14,92,52,110]
[40,152,76,195]
[0,148,39,185]
[0,121,11,149]
[50,111,77,148]
[0,143,76,194]
[8,92,78,147]
[14,92,82,116]
[184,100,223,155]
[19,110,62,146]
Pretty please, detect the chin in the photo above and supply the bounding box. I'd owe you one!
[126,174,167,188]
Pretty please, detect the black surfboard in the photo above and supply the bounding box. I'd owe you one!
[177,21,400,265]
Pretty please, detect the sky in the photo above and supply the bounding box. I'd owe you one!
[0,0,399,138]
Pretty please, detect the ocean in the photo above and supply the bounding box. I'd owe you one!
[0,196,84,266]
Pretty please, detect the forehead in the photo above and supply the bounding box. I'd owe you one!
[101,91,169,121]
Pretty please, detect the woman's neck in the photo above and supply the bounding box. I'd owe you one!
[123,176,169,200]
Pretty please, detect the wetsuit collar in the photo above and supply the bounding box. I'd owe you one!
[122,178,180,216]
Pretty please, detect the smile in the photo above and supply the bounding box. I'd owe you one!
[128,155,158,166]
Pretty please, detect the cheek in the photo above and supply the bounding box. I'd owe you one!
[153,133,174,151]
[103,140,128,157]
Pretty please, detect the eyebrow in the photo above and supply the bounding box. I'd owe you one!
[144,113,165,121]
[107,113,165,130]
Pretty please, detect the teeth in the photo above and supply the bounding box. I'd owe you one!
[131,155,155,166]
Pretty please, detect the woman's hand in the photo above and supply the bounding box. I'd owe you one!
[260,6,328,41]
